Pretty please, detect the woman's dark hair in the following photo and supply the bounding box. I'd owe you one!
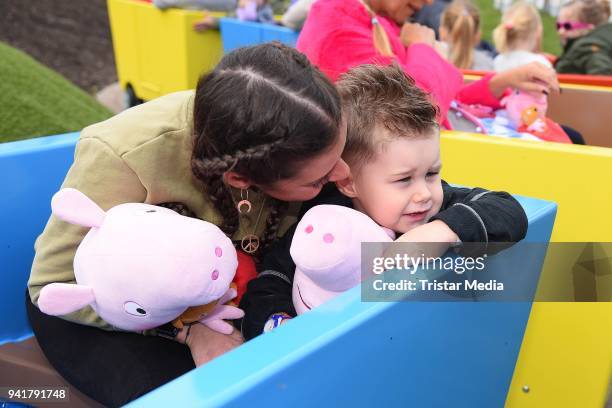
[191,43,342,251]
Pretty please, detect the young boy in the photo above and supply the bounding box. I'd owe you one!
[239,63,528,339]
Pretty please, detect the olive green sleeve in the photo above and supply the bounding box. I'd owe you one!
[583,46,612,75]
[28,135,148,331]
[557,39,612,75]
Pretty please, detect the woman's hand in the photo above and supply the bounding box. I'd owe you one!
[182,322,244,367]
[489,62,560,98]
[193,13,218,32]
[400,22,436,48]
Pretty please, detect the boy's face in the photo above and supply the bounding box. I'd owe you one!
[339,130,443,233]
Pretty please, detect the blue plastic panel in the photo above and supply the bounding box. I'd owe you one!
[0,131,557,406]
[219,18,300,53]
[0,133,79,345]
[130,198,557,408]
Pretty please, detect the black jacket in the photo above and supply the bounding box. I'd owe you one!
[556,23,612,75]
[239,181,528,339]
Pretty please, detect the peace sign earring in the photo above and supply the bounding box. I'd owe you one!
[236,189,252,214]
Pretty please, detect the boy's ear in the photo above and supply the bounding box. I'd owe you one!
[335,173,358,198]
[223,171,251,190]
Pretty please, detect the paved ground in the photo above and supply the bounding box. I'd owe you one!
[96,81,124,113]
[0,0,117,94]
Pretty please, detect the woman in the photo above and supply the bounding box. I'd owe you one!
[26,43,350,406]
[296,0,560,124]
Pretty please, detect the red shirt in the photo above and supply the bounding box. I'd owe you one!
[296,0,502,122]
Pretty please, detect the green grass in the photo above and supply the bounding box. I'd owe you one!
[474,0,563,55]
[0,41,113,144]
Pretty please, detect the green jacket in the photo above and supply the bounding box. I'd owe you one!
[556,23,612,75]
[28,91,298,332]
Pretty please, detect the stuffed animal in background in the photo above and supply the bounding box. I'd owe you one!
[501,90,571,144]
[289,205,394,314]
[38,188,243,334]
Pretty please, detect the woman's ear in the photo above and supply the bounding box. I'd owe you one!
[223,171,252,189]
[335,173,358,198]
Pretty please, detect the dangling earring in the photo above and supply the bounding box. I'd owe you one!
[236,189,252,214]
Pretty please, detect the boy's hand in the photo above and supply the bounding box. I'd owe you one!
[184,323,244,367]
[388,220,459,259]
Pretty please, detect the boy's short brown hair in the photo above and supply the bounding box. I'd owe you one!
[336,63,440,171]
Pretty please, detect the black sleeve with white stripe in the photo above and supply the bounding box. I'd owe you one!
[430,180,528,255]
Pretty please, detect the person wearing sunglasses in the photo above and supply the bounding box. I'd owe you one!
[555,0,612,75]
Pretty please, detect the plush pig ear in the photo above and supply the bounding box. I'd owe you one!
[38,283,95,316]
[51,188,106,228]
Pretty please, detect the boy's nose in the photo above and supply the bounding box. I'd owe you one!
[413,182,432,203]
[327,159,350,182]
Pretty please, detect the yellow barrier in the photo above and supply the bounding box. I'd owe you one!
[107,0,224,102]
[441,131,612,407]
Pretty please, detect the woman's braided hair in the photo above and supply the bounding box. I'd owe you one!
[191,43,342,253]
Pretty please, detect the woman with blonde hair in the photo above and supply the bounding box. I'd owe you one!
[492,1,552,72]
[439,0,494,70]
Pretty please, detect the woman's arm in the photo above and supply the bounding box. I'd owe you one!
[307,24,463,121]
[459,62,560,108]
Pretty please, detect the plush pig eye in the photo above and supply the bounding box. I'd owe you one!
[124,301,148,317]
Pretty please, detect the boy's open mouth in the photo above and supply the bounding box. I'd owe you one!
[404,210,428,221]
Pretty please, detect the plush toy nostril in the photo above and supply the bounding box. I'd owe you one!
[211,270,219,280]
[305,225,314,234]
[215,247,222,257]
[323,233,334,243]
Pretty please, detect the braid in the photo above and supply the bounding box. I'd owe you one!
[206,176,240,239]
[191,154,240,239]
[157,202,197,218]
[259,199,289,254]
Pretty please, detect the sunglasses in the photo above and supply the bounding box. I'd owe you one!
[556,21,593,31]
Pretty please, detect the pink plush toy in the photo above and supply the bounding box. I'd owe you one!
[501,90,571,143]
[289,205,394,314]
[37,188,243,334]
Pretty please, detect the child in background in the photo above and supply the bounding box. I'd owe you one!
[239,64,528,338]
[281,0,316,30]
[492,2,552,72]
[153,0,237,11]
[193,0,276,31]
[236,0,274,24]
[439,0,494,70]
[555,0,612,75]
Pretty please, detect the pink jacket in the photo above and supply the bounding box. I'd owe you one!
[296,0,502,122]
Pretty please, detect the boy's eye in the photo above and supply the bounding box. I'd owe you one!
[397,176,412,183]
[426,171,440,178]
